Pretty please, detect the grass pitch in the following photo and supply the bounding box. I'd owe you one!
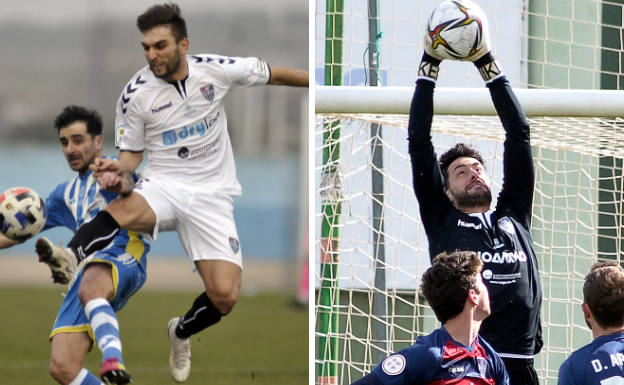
[0,286,308,384]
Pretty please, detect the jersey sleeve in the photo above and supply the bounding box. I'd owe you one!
[557,359,579,385]
[115,76,148,151]
[407,78,450,240]
[370,343,437,385]
[488,77,534,228]
[350,372,385,385]
[491,351,510,385]
[219,56,270,88]
[42,182,75,232]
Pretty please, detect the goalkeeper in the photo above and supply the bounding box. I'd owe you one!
[408,19,542,385]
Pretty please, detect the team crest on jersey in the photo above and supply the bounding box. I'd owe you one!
[229,237,240,254]
[200,84,215,103]
[477,357,488,377]
[381,354,406,376]
[498,217,515,235]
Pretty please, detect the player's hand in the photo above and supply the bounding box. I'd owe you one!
[96,171,123,193]
[90,157,121,176]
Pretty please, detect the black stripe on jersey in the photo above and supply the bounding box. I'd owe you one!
[191,55,236,65]
[120,75,147,114]
[170,75,189,99]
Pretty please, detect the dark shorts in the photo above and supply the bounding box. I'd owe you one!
[502,357,540,385]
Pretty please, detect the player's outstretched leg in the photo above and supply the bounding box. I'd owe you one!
[85,298,132,385]
[36,237,75,284]
[167,317,191,383]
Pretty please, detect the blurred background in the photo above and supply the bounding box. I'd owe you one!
[0,0,309,294]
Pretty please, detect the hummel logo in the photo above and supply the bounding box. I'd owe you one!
[457,219,482,230]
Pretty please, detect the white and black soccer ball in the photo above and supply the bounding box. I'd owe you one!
[0,187,47,242]
[425,0,486,60]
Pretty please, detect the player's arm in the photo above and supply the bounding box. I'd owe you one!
[350,372,384,385]
[0,233,20,249]
[92,151,143,195]
[268,66,309,87]
[475,53,534,226]
[407,52,449,236]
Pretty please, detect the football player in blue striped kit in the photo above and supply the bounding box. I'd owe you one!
[0,105,149,385]
[558,262,624,385]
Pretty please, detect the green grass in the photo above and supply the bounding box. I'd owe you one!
[0,286,308,384]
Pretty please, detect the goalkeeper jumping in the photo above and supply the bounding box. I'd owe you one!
[409,14,542,385]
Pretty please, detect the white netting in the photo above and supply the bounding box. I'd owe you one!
[315,113,624,384]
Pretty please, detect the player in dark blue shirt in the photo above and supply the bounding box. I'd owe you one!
[351,251,509,385]
[558,262,624,385]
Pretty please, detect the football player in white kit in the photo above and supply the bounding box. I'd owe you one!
[36,3,308,383]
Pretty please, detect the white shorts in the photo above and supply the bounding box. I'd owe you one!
[133,176,243,268]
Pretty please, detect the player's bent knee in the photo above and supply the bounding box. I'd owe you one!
[208,289,238,315]
[49,357,78,384]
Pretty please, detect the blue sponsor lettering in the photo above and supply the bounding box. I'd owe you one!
[160,112,220,146]
[162,130,177,145]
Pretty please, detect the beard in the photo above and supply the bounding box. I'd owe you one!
[452,183,492,209]
[150,51,182,81]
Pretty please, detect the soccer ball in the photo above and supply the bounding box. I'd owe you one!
[425,0,486,60]
[0,187,47,242]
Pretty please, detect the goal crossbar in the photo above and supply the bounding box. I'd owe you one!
[316,86,624,117]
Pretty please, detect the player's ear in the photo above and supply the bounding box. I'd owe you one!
[95,135,103,151]
[445,188,454,203]
[179,37,190,54]
[468,288,479,306]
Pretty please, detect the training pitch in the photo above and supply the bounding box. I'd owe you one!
[0,286,308,384]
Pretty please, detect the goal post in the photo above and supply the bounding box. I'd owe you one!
[314,87,624,384]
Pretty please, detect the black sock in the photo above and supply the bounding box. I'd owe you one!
[67,210,120,263]
[175,292,223,339]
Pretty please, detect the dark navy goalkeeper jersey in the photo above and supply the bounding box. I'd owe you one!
[367,326,509,385]
[407,77,542,357]
[558,331,624,385]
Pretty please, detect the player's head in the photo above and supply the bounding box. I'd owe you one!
[54,105,103,175]
[137,2,189,81]
[421,250,489,323]
[582,262,624,332]
[439,143,492,212]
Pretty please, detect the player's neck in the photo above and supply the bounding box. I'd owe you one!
[592,324,624,339]
[444,313,480,347]
[456,204,490,215]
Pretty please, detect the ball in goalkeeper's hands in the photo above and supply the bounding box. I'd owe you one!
[424,0,491,62]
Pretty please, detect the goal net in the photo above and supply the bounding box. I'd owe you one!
[314,1,624,384]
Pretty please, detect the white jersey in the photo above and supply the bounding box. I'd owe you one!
[114,54,270,195]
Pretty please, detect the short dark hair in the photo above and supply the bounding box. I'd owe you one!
[137,2,187,42]
[421,250,483,323]
[439,143,485,188]
[583,262,624,328]
[54,105,103,137]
